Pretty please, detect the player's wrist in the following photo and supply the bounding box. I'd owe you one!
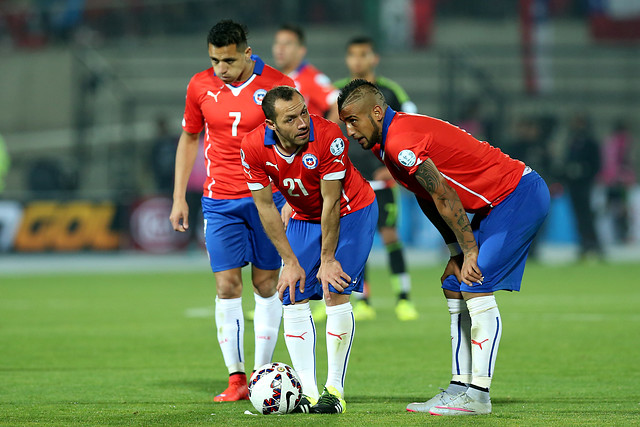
[462,245,479,258]
[172,191,187,201]
[282,255,300,267]
[320,253,337,263]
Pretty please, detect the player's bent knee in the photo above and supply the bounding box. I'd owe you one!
[216,283,243,299]
[251,271,279,298]
[462,291,494,301]
[443,288,462,299]
[214,269,243,298]
[325,292,350,307]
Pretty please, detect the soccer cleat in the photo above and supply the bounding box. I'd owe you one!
[213,373,249,402]
[406,388,461,412]
[310,386,346,414]
[428,392,491,416]
[352,300,376,321]
[395,299,419,321]
[291,395,317,413]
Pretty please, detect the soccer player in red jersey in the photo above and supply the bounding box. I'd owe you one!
[338,80,550,416]
[272,24,340,122]
[169,20,294,403]
[335,35,419,322]
[242,86,377,413]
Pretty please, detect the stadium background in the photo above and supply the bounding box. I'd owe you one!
[1,0,639,260]
[2,1,640,425]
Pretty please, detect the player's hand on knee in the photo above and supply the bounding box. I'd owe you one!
[441,254,464,284]
[461,252,483,286]
[278,263,305,304]
[317,259,351,301]
[280,203,293,231]
[169,200,189,232]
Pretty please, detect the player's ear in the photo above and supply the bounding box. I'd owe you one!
[372,104,384,121]
[265,119,276,131]
[244,46,252,59]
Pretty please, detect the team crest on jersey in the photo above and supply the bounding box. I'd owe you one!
[302,153,318,169]
[330,138,345,156]
[398,150,417,167]
[253,89,267,105]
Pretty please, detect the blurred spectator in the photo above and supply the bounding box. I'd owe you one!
[599,118,636,244]
[0,133,9,194]
[26,158,76,197]
[149,116,177,195]
[457,98,486,141]
[506,116,554,179]
[561,113,603,259]
[2,1,47,48]
[505,116,555,258]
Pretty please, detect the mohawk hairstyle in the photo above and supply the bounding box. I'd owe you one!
[337,78,387,112]
[207,20,248,49]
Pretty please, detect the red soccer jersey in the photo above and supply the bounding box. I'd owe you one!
[241,115,375,221]
[289,62,338,117]
[182,55,294,199]
[372,108,526,212]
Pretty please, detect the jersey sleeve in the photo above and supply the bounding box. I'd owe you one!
[240,135,271,191]
[310,72,339,113]
[182,76,205,134]
[318,121,349,181]
[280,74,296,88]
[386,132,432,176]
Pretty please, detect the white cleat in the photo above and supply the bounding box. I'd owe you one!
[428,392,491,416]
[406,389,463,413]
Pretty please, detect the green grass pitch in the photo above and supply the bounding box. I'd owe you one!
[2,261,639,426]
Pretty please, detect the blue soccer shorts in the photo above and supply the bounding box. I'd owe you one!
[282,201,378,305]
[202,192,286,273]
[442,170,550,293]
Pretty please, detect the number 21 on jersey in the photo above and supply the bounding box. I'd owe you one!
[283,178,308,197]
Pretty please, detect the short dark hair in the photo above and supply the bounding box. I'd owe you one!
[346,35,376,52]
[207,20,248,49]
[337,78,386,111]
[262,86,302,121]
[278,24,305,45]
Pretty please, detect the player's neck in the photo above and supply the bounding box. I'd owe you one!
[276,141,298,156]
[280,64,297,76]
[275,135,301,156]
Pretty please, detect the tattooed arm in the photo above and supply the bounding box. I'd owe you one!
[414,158,483,285]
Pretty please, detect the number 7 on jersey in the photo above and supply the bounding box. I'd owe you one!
[229,112,241,136]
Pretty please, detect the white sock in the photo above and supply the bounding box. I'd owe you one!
[447,298,472,386]
[325,302,355,397]
[253,292,282,370]
[215,296,245,374]
[283,302,319,401]
[466,295,502,390]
